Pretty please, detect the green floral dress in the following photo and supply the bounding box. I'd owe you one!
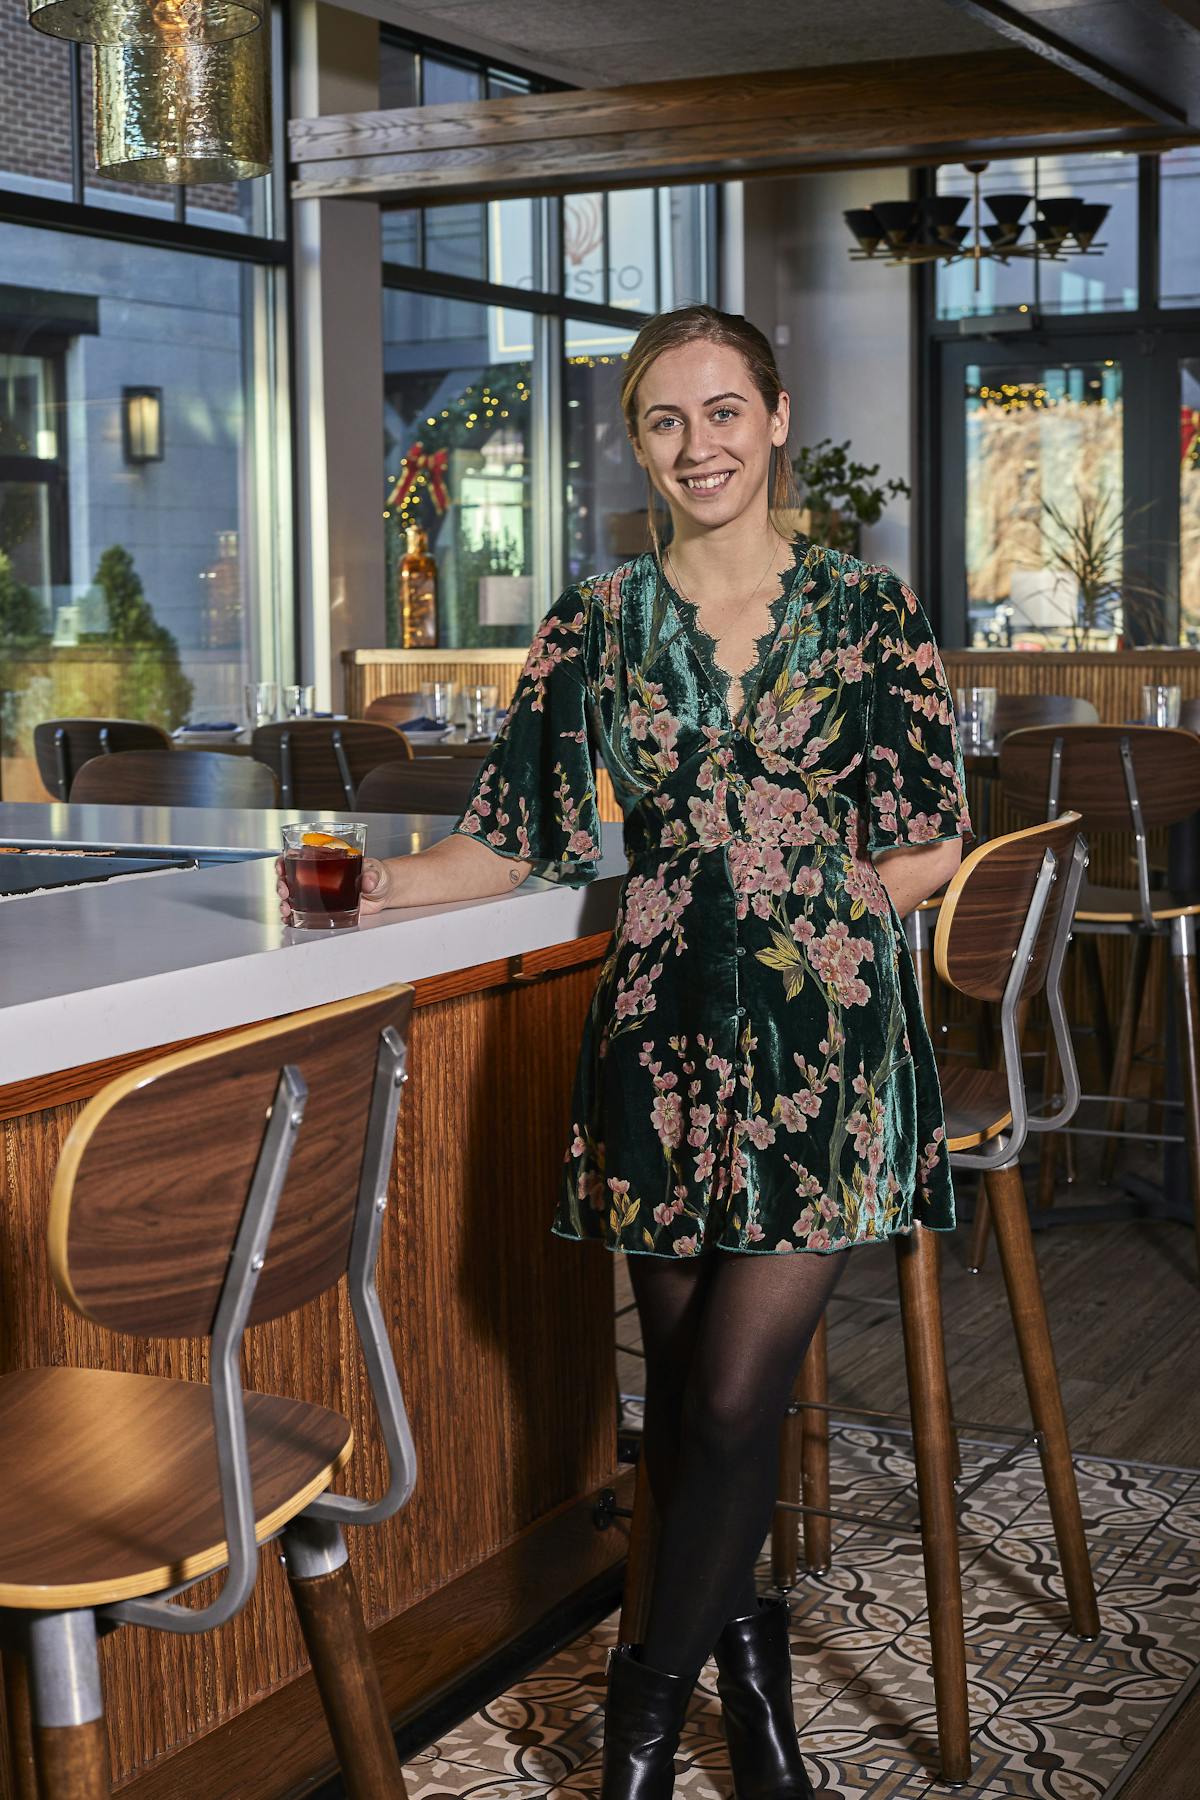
[453,538,971,1257]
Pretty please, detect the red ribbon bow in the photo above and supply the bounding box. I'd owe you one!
[387,441,450,513]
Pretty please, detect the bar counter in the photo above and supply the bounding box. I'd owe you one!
[0,803,629,1799]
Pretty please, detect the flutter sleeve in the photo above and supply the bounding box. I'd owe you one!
[864,568,971,855]
[452,586,602,886]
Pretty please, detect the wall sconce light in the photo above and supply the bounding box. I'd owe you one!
[122,386,163,464]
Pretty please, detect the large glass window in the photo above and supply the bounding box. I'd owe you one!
[1162,148,1200,310]
[383,292,535,648]
[935,153,1138,321]
[0,224,289,800]
[378,30,718,646]
[962,358,1124,649]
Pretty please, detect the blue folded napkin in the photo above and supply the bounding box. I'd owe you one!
[177,721,240,733]
[399,716,450,733]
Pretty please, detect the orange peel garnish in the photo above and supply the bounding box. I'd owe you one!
[300,831,358,852]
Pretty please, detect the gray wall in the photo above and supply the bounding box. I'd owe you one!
[743,170,914,580]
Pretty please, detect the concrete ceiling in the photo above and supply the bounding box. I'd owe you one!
[345,0,1003,88]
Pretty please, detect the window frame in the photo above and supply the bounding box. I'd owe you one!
[917,154,1200,646]
[0,2,297,686]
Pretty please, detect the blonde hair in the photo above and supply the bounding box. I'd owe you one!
[619,304,801,563]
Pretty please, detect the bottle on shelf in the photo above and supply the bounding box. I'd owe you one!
[399,523,439,649]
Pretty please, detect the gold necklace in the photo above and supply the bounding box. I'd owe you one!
[664,533,788,625]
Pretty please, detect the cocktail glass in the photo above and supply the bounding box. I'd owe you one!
[281,823,367,929]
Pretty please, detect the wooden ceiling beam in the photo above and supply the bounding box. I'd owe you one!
[289,49,1197,205]
[941,1,1190,128]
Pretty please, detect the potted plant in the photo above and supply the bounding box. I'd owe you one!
[787,437,911,554]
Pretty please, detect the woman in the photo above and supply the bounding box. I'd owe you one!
[279,305,970,1799]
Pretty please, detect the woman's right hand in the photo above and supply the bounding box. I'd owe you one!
[275,854,396,926]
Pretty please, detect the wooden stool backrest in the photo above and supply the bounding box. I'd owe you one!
[252,721,412,809]
[993,693,1099,739]
[999,724,1200,829]
[1180,697,1200,736]
[355,756,483,815]
[69,748,280,808]
[363,692,427,727]
[49,986,412,1338]
[33,718,173,801]
[934,814,1083,1003]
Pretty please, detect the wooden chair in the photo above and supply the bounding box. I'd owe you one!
[363,692,429,728]
[33,720,172,802]
[0,987,417,1799]
[355,757,481,816]
[253,721,413,810]
[619,817,1098,1787]
[69,748,279,809]
[1179,696,1200,735]
[1000,724,1200,1253]
[992,693,1100,739]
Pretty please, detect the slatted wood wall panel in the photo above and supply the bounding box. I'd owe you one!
[0,953,615,1793]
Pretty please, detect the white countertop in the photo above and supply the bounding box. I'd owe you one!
[0,803,623,1088]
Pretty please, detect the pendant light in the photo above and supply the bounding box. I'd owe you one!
[93,19,270,184]
[29,0,264,47]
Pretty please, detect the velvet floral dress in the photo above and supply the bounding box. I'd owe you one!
[453,538,971,1258]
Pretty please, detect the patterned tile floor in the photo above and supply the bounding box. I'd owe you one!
[398,1426,1200,1800]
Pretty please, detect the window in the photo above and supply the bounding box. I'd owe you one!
[378,29,719,648]
[383,292,536,648]
[927,151,1200,647]
[1162,148,1200,310]
[0,13,290,799]
[935,153,1138,322]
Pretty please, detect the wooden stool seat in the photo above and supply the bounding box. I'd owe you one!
[1073,880,1200,924]
[0,1368,351,1609]
[939,1065,1013,1151]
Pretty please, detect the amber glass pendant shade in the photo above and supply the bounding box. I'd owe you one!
[29,0,264,47]
[93,23,270,184]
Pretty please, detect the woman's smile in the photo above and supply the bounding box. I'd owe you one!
[679,468,736,495]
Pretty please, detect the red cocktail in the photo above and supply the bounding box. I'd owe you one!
[281,824,367,929]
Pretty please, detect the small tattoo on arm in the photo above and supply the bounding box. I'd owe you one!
[508,867,522,886]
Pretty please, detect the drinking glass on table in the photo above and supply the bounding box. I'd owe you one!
[955,685,997,751]
[466,683,500,739]
[245,682,279,729]
[1142,684,1181,729]
[419,680,458,727]
[280,823,367,929]
[283,683,316,719]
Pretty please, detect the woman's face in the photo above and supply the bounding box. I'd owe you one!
[630,339,790,535]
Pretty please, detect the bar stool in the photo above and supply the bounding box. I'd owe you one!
[364,692,430,727]
[0,986,417,1800]
[70,747,279,808]
[356,757,482,815]
[253,720,413,810]
[32,719,172,801]
[999,724,1200,1269]
[618,817,1098,1787]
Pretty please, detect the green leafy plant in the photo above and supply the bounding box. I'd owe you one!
[1039,487,1173,647]
[790,438,911,552]
[0,550,48,642]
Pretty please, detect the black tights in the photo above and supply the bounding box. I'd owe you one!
[628,1247,846,1685]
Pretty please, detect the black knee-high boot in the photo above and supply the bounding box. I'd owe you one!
[600,1644,694,1800]
[714,1598,814,1800]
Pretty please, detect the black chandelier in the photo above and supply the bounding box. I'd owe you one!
[844,162,1109,289]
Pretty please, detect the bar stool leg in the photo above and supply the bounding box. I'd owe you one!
[27,1612,108,1800]
[282,1520,407,1800]
[967,1183,992,1273]
[771,1368,804,1590]
[799,1314,832,1574]
[1101,933,1151,1184]
[985,1160,1100,1639]
[1169,913,1200,1282]
[1081,937,1114,1080]
[4,1650,39,1800]
[894,1226,970,1785]
[617,1456,660,1645]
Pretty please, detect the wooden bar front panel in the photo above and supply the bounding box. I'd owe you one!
[0,945,620,1796]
